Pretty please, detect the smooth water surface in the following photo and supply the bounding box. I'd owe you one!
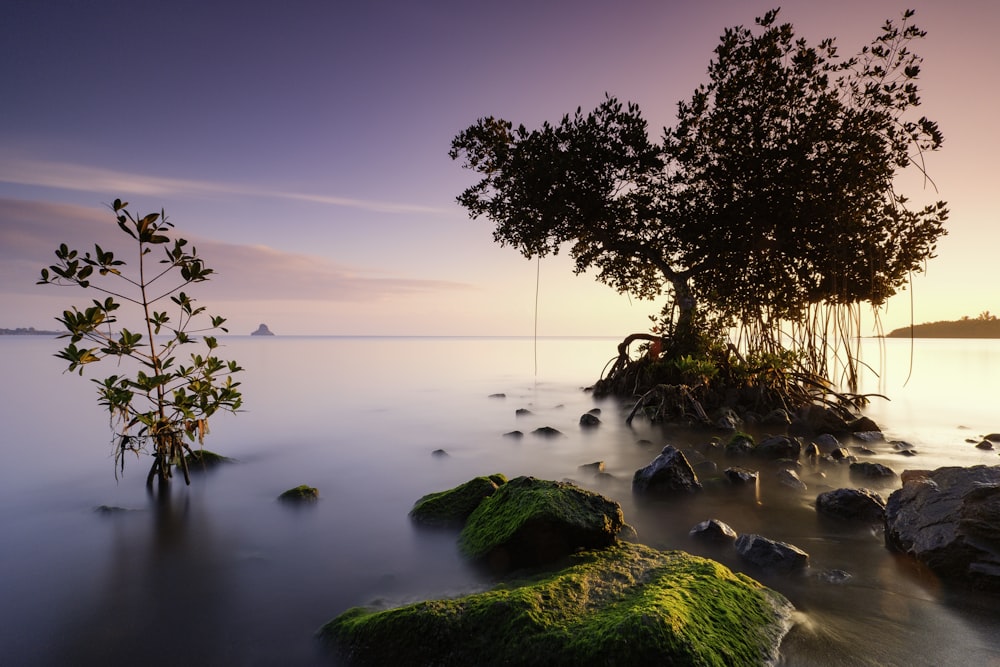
[1,336,998,666]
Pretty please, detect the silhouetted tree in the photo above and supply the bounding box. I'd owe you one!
[451,9,947,382]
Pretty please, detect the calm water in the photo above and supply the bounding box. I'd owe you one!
[1,336,998,666]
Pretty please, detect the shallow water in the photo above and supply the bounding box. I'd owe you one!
[1,336,999,665]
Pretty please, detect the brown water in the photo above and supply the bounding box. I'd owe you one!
[1,336,998,665]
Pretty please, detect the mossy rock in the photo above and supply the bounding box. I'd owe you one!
[278,485,319,502]
[184,449,233,469]
[458,476,624,570]
[409,474,509,528]
[319,542,793,666]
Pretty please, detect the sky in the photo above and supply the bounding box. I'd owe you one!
[1,0,996,336]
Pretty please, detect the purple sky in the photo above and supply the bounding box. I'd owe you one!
[1,0,995,335]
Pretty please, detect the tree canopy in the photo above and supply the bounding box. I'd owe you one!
[450,8,947,371]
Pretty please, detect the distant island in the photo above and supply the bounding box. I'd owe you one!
[251,323,275,336]
[0,327,60,336]
[885,312,1000,338]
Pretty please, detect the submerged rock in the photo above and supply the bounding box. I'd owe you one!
[690,518,739,543]
[278,485,319,502]
[736,534,809,573]
[849,461,897,480]
[579,412,601,428]
[409,474,508,528]
[319,542,793,667]
[815,488,886,523]
[531,426,563,438]
[458,476,623,570]
[632,445,702,495]
[184,449,233,469]
[885,465,1000,590]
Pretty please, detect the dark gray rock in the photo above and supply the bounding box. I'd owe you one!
[850,461,897,480]
[735,533,809,573]
[813,433,841,452]
[503,430,523,439]
[755,435,801,460]
[848,416,880,433]
[886,466,1000,590]
[976,440,995,450]
[431,448,449,457]
[714,407,742,431]
[853,431,885,444]
[775,468,807,491]
[761,409,791,426]
[725,433,755,457]
[724,467,759,485]
[816,488,886,522]
[689,518,738,542]
[516,408,533,417]
[579,412,601,428]
[532,426,563,438]
[488,393,506,399]
[578,461,605,473]
[632,445,702,495]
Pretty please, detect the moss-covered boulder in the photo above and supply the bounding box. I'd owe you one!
[458,476,624,571]
[278,485,319,502]
[184,449,233,469]
[319,542,793,666]
[409,474,508,528]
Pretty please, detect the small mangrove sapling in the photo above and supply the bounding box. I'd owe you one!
[38,198,243,486]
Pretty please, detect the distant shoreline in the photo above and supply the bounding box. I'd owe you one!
[0,327,60,336]
[885,318,1000,339]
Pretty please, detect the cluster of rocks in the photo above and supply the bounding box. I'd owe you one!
[322,474,794,665]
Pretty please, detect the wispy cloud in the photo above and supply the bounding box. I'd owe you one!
[0,157,450,215]
[0,198,472,302]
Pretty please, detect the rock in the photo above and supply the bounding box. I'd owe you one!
[735,533,810,573]
[885,465,1000,590]
[458,476,624,570]
[984,433,1000,443]
[277,485,319,502]
[184,449,234,469]
[829,447,852,461]
[319,542,793,667]
[409,474,507,528]
[849,461,897,480]
[755,435,801,460]
[578,461,605,474]
[531,426,563,438]
[632,445,702,495]
[714,407,742,431]
[431,448,449,457]
[790,405,849,435]
[586,408,602,416]
[502,430,523,439]
[848,416,880,433]
[761,409,791,426]
[579,412,601,428]
[852,445,877,456]
[724,467,759,485]
[250,323,274,336]
[802,442,820,459]
[488,393,506,399]
[977,440,995,450]
[725,433,755,457]
[813,433,841,452]
[689,518,738,542]
[817,569,852,584]
[775,468,807,491]
[515,408,533,416]
[815,488,886,522]
[852,431,885,444]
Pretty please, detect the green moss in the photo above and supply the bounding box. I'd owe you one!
[319,542,792,666]
[458,476,623,564]
[278,485,319,502]
[409,474,508,528]
[184,449,233,469]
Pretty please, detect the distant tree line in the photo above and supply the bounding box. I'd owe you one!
[0,327,61,335]
[886,312,1000,338]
